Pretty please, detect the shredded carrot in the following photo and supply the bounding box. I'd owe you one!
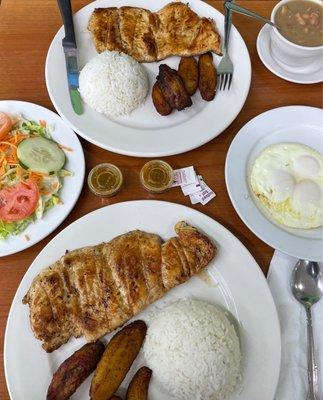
[0,133,28,169]
[29,171,44,184]
[40,190,51,196]
[12,133,28,144]
[29,170,48,177]
[58,144,73,152]
[0,134,10,142]
[39,120,46,127]
[0,141,17,149]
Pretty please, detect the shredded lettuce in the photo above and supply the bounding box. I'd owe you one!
[0,217,34,240]
[58,169,73,178]
[12,115,51,138]
[44,194,60,212]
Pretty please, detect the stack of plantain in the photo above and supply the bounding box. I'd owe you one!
[152,64,192,115]
[152,52,217,116]
[47,320,152,400]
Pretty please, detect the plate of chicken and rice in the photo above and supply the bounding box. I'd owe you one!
[5,200,281,400]
[46,0,251,157]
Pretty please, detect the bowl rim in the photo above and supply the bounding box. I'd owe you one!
[271,0,323,51]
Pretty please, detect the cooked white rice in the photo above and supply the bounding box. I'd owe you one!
[143,299,241,400]
[79,51,148,118]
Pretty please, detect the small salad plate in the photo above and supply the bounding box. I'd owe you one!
[225,105,323,262]
[257,25,323,84]
[0,101,85,257]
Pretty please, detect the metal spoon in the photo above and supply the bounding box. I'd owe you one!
[224,2,281,30]
[291,260,323,400]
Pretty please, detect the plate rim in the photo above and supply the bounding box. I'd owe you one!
[225,105,323,261]
[0,100,85,257]
[45,0,252,157]
[4,199,281,400]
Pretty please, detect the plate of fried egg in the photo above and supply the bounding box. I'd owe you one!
[225,106,323,261]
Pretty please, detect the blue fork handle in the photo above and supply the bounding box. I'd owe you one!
[223,0,234,55]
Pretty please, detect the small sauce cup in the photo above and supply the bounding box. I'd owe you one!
[270,0,323,73]
[88,163,123,197]
[140,160,173,193]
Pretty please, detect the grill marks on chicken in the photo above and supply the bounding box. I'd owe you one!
[88,2,221,62]
[23,222,216,352]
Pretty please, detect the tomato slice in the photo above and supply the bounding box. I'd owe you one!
[0,180,39,222]
[0,112,13,139]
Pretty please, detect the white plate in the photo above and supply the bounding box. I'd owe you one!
[225,106,323,262]
[0,101,85,257]
[257,25,323,84]
[5,200,281,400]
[46,0,251,157]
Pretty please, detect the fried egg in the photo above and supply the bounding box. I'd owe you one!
[249,143,323,229]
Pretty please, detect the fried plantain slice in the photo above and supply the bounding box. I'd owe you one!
[47,341,104,400]
[126,366,152,400]
[90,321,147,400]
[198,52,217,101]
[152,81,173,116]
[157,64,192,111]
[178,57,199,96]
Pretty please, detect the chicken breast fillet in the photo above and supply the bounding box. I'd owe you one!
[88,2,221,62]
[23,222,216,352]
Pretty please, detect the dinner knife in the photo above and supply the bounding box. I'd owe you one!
[57,0,83,115]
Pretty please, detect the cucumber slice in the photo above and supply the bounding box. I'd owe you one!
[17,137,65,174]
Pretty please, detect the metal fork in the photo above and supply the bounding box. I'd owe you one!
[217,0,234,90]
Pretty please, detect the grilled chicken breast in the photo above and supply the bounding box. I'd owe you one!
[23,222,216,352]
[88,2,221,62]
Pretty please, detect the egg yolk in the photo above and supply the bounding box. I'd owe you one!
[294,155,320,178]
[268,170,295,202]
[293,180,321,206]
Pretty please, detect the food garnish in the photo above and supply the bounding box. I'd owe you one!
[0,113,71,239]
[88,3,221,62]
[178,57,199,96]
[22,222,216,352]
[126,366,152,400]
[157,65,192,111]
[47,341,104,400]
[90,321,147,400]
[198,52,217,101]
